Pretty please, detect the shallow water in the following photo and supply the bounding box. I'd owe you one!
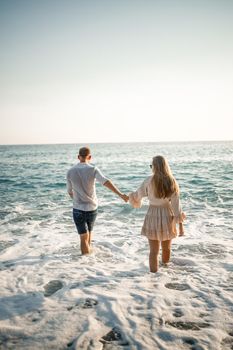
[0,142,233,349]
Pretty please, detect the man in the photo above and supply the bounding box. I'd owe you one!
[67,146,128,254]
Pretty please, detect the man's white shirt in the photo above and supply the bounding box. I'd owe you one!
[66,163,108,211]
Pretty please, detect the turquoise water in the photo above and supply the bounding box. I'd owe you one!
[0,141,232,238]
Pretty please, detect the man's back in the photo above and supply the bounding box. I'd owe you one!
[67,163,108,211]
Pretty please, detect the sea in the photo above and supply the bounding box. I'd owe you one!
[0,141,232,350]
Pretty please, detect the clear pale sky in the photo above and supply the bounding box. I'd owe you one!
[1,0,233,144]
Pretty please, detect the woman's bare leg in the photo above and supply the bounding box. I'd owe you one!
[161,239,172,264]
[148,239,160,272]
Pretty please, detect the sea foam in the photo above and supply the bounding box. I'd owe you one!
[0,142,232,349]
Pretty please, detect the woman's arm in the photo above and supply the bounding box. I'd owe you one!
[129,179,148,208]
[170,192,184,223]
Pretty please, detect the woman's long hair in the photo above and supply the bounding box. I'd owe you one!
[151,156,179,198]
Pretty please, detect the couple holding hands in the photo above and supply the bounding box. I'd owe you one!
[67,147,185,272]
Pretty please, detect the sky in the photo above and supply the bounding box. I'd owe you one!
[0,0,233,144]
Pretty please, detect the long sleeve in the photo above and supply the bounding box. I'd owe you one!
[66,172,72,194]
[170,192,183,223]
[129,179,148,208]
[94,167,109,185]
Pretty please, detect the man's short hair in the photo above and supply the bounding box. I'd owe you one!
[79,147,91,158]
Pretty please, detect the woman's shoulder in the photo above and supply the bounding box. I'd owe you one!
[146,175,153,181]
[143,175,153,185]
[170,191,179,199]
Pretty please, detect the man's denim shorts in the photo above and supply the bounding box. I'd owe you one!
[73,208,98,234]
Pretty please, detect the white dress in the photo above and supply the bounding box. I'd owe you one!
[129,176,184,241]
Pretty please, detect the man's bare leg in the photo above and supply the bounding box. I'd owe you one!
[88,232,92,246]
[80,233,90,255]
[148,239,160,272]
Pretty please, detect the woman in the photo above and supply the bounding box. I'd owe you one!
[129,155,185,272]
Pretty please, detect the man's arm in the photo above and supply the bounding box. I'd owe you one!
[103,180,128,202]
[68,190,73,198]
[67,176,73,198]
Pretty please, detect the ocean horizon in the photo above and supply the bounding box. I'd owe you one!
[1,139,233,146]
